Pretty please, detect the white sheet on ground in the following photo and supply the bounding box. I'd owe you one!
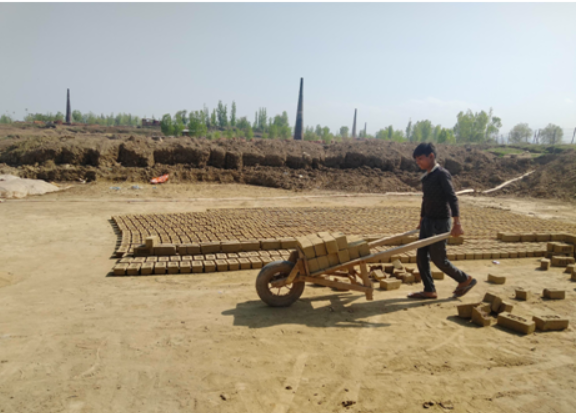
[0,175,61,199]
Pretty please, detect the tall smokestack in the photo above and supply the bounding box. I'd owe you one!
[352,109,357,138]
[294,78,304,140]
[65,88,71,124]
[364,122,367,138]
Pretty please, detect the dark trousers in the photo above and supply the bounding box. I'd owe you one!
[417,217,469,293]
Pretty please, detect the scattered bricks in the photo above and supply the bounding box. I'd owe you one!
[565,264,575,274]
[297,237,316,260]
[167,262,180,274]
[216,253,227,260]
[379,279,401,290]
[261,239,281,250]
[515,289,531,301]
[413,270,422,283]
[280,238,298,249]
[328,253,340,267]
[140,262,154,275]
[432,271,444,280]
[401,273,415,284]
[204,260,216,272]
[572,271,576,281]
[448,236,464,245]
[540,258,550,270]
[181,255,192,261]
[205,254,217,261]
[216,260,228,272]
[497,301,514,314]
[200,242,221,254]
[384,264,394,274]
[227,259,240,271]
[308,258,320,273]
[221,241,241,253]
[317,255,330,270]
[392,268,405,277]
[249,257,263,269]
[400,255,410,263]
[533,315,569,332]
[483,292,499,304]
[153,244,177,256]
[501,233,520,242]
[180,261,192,274]
[187,243,201,255]
[543,288,565,300]
[331,232,348,250]
[536,233,551,242]
[170,256,181,262]
[127,263,142,276]
[154,262,167,275]
[471,306,492,327]
[488,274,506,284]
[145,235,159,249]
[239,240,260,252]
[491,296,503,313]
[192,261,204,273]
[551,256,566,267]
[457,302,483,318]
[497,312,535,335]
[238,258,251,270]
[113,263,129,276]
[392,259,403,270]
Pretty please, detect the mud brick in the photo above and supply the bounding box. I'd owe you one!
[474,252,483,260]
[392,268,405,277]
[447,253,456,261]
[215,260,229,272]
[497,301,514,314]
[379,279,401,290]
[221,241,241,253]
[170,256,181,262]
[456,253,466,260]
[313,239,328,257]
[480,251,491,259]
[258,250,271,257]
[526,251,534,258]
[536,234,551,242]
[269,251,280,257]
[534,250,545,257]
[179,261,191,274]
[154,262,167,275]
[320,235,339,254]
[238,252,249,258]
[497,312,535,335]
[551,233,566,242]
[465,252,475,260]
[471,306,492,327]
[177,244,190,255]
[413,270,422,283]
[134,245,151,257]
[483,292,499,303]
[261,239,281,250]
[399,254,410,263]
[515,289,531,301]
[204,260,216,272]
[158,257,170,262]
[520,233,536,242]
[551,256,567,267]
[358,242,371,257]
[153,244,176,256]
[200,242,220,254]
[181,255,192,261]
[205,254,217,261]
[499,252,509,259]
[491,296,503,313]
[239,240,260,252]
[317,255,330,270]
[501,233,521,242]
[145,236,159,249]
[546,242,556,252]
[331,232,348,250]
[238,258,251,270]
[572,271,576,281]
[308,258,320,273]
[384,264,395,274]
[508,251,518,259]
[249,257,263,269]
[297,237,316,260]
[187,243,201,255]
[338,249,351,264]
[125,263,141,276]
[328,253,340,267]
[497,232,504,240]
[192,261,204,273]
[227,259,240,271]
[533,315,569,332]
[131,257,145,263]
[565,264,575,274]
[260,256,273,266]
[166,262,179,274]
[113,263,129,276]
[216,253,227,260]
[540,258,550,270]
[543,288,565,300]
[401,273,415,283]
[492,252,501,259]
[247,251,260,258]
[457,302,484,318]
[432,271,444,280]
[280,238,298,249]
[140,262,154,275]
[120,257,134,263]
[348,246,360,260]
[488,274,506,284]
[193,255,204,261]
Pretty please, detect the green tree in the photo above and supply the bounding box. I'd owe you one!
[236,116,250,131]
[217,100,228,128]
[230,101,236,128]
[315,124,322,136]
[304,126,317,141]
[160,114,174,136]
[411,120,433,142]
[279,125,291,140]
[214,130,221,140]
[72,110,83,123]
[454,108,501,143]
[406,119,412,142]
[340,126,349,138]
[175,110,187,126]
[432,125,442,142]
[0,114,13,123]
[269,124,278,139]
[509,123,533,144]
[540,124,563,144]
[211,109,217,129]
[437,128,455,144]
[391,130,406,142]
[246,126,254,141]
[225,128,234,139]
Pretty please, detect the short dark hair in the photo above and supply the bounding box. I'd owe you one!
[413,142,437,159]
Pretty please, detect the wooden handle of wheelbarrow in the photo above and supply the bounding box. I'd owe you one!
[368,229,419,249]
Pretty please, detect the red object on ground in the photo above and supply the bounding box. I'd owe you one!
[150,174,169,184]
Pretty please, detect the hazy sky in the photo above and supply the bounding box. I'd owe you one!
[1,3,575,138]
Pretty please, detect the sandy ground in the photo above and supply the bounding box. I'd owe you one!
[1,182,576,413]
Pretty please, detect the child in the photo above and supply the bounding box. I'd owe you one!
[408,142,476,299]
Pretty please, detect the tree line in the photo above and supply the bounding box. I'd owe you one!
[0,111,140,127]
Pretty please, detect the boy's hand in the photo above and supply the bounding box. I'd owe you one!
[451,217,464,237]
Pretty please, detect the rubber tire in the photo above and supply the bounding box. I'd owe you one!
[255,260,305,307]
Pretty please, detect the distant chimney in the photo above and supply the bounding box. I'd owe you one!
[364,122,367,137]
[352,109,357,138]
[294,78,304,140]
[65,89,71,124]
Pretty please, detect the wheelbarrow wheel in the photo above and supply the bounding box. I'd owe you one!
[256,260,305,307]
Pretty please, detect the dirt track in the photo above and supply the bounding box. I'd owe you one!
[1,183,576,412]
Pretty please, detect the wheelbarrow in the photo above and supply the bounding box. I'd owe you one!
[255,230,451,307]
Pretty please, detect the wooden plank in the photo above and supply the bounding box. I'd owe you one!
[368,229,419,249]
[359,262,373,301]
[285,259,303,284]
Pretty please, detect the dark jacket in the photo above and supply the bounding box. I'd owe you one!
[420,165,459,219]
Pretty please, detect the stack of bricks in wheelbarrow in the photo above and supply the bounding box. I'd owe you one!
[109,206,576,276]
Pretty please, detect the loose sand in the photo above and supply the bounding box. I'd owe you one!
[1,182,575,413]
